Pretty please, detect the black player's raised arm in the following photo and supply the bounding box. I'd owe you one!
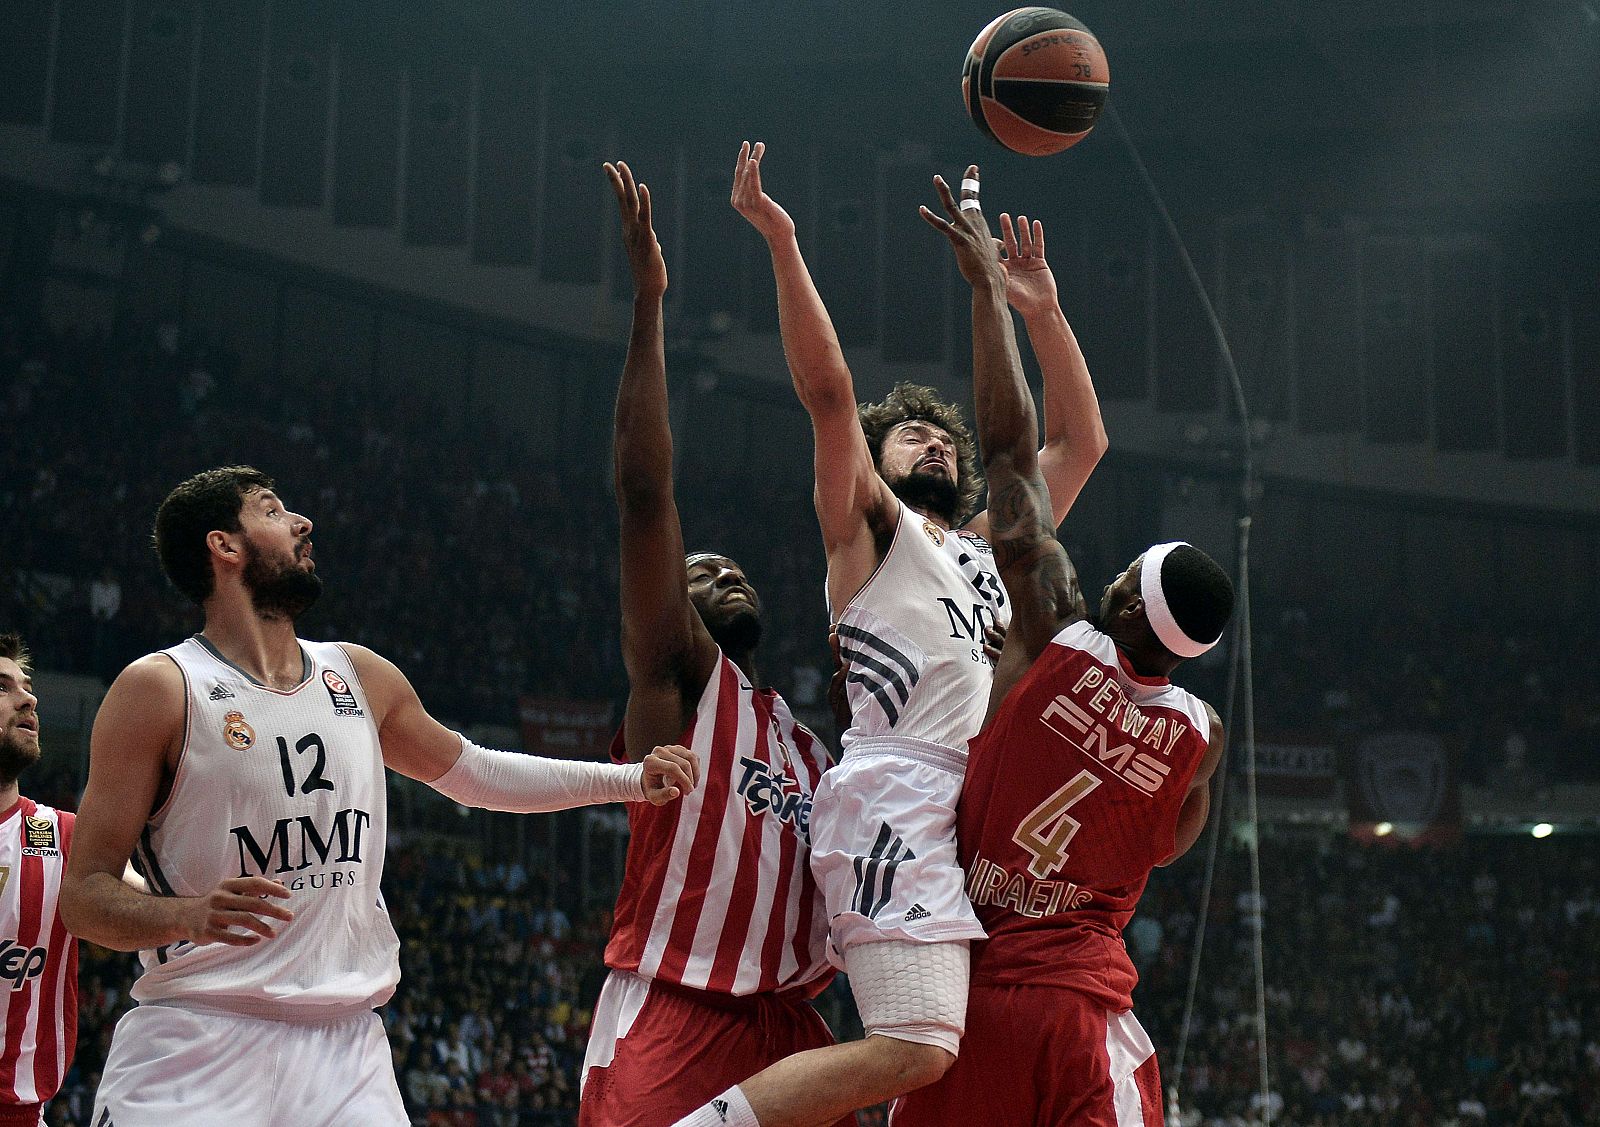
[605,161,719,760]
[920,167,1087,680]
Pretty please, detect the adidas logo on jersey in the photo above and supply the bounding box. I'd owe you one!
[208,683,235,701]
[712,1098,730,1121]
[904,903,931,922]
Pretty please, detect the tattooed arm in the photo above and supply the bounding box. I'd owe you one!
[919,167,1088,719]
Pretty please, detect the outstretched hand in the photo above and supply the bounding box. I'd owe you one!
[605,160,667,298]
[730,141,796,243]
[641,744,700,805]
[999,212,1058,319]
[919,165,1005,288]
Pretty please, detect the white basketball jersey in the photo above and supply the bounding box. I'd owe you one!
[131,636,399,1017]
[833,501,1011,759]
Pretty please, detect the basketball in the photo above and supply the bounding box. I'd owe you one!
[963,7,1110,156]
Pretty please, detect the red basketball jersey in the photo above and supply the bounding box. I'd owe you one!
[604,654,834,997]
[0,797,78,1108]
[959,620,1211,1011]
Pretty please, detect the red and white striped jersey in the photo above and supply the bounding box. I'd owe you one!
[604,653,834,996]
[0,797,78,1109]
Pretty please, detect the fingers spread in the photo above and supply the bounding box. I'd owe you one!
[932,174,960,221]
[919,204,955,236]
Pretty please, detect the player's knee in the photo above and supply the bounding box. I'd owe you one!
[864,1036,956,1090]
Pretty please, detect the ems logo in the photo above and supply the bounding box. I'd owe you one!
[22,815,58,856]
[323,669,362,716]
[223,710,255,751]
[922,520,945,547]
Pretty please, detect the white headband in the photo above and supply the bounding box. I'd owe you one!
[1140,542,1221,658]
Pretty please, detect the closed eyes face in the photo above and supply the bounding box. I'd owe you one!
[880,421,957,484]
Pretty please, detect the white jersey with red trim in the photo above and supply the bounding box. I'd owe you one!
[130,636,399,1017]
[0,797,77,1108]
[833,500,1010,760]
[603,653,834,996]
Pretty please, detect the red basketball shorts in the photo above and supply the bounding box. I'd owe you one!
[891,983,1163,1127]
[579,970,852,1127]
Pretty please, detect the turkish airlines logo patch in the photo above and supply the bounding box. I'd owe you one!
[22,815,58,856]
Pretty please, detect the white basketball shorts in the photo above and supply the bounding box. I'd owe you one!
[92,1003,407,1127]
[809,736,986,963]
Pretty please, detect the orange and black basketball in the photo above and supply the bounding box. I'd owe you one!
[963,7,1110,156]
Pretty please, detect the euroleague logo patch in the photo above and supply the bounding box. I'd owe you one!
[22,815,58,857]
[223,710,255,751]
[323,669,363,716]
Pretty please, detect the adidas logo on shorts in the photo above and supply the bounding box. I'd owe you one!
[904,903,931,922]
[712,1098,730,1121]
[208,683,235,701]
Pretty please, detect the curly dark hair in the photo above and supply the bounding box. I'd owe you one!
[857,382,983,526]
[153,466,276,605]
[0,632,29,674]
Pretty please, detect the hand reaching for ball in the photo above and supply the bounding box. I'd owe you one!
[918,164,1006,289]
[998,213,1059,320]
[730,141,796,243]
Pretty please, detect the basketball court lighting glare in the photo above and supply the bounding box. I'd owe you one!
[1374,822,1393,836]
[1531,823,1555,838]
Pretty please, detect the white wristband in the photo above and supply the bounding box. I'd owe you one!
[429,737,647,813]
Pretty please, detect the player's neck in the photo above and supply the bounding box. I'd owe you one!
[907,503,952,532]
[0,782,19,815]
[200,601,306,690]
[727,650,760,688]
[1115,641,1178,680]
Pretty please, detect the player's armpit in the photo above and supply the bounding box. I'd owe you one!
[1159,704,1226,866]
[341,644,466,783]
[982,471,1087,666]
[806,393,898,560]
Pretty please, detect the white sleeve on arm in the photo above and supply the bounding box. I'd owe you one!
[428,737,647,813]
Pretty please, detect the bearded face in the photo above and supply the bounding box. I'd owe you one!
[877,420,961,525]
[0,659,39,788]
[885,466,961,526]
[241,531,323,621]
[686,556,764,654]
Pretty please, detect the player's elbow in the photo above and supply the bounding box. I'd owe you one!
[864,1036,956,1095]
[57,874,110,947]
[1043,427,1108,473]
